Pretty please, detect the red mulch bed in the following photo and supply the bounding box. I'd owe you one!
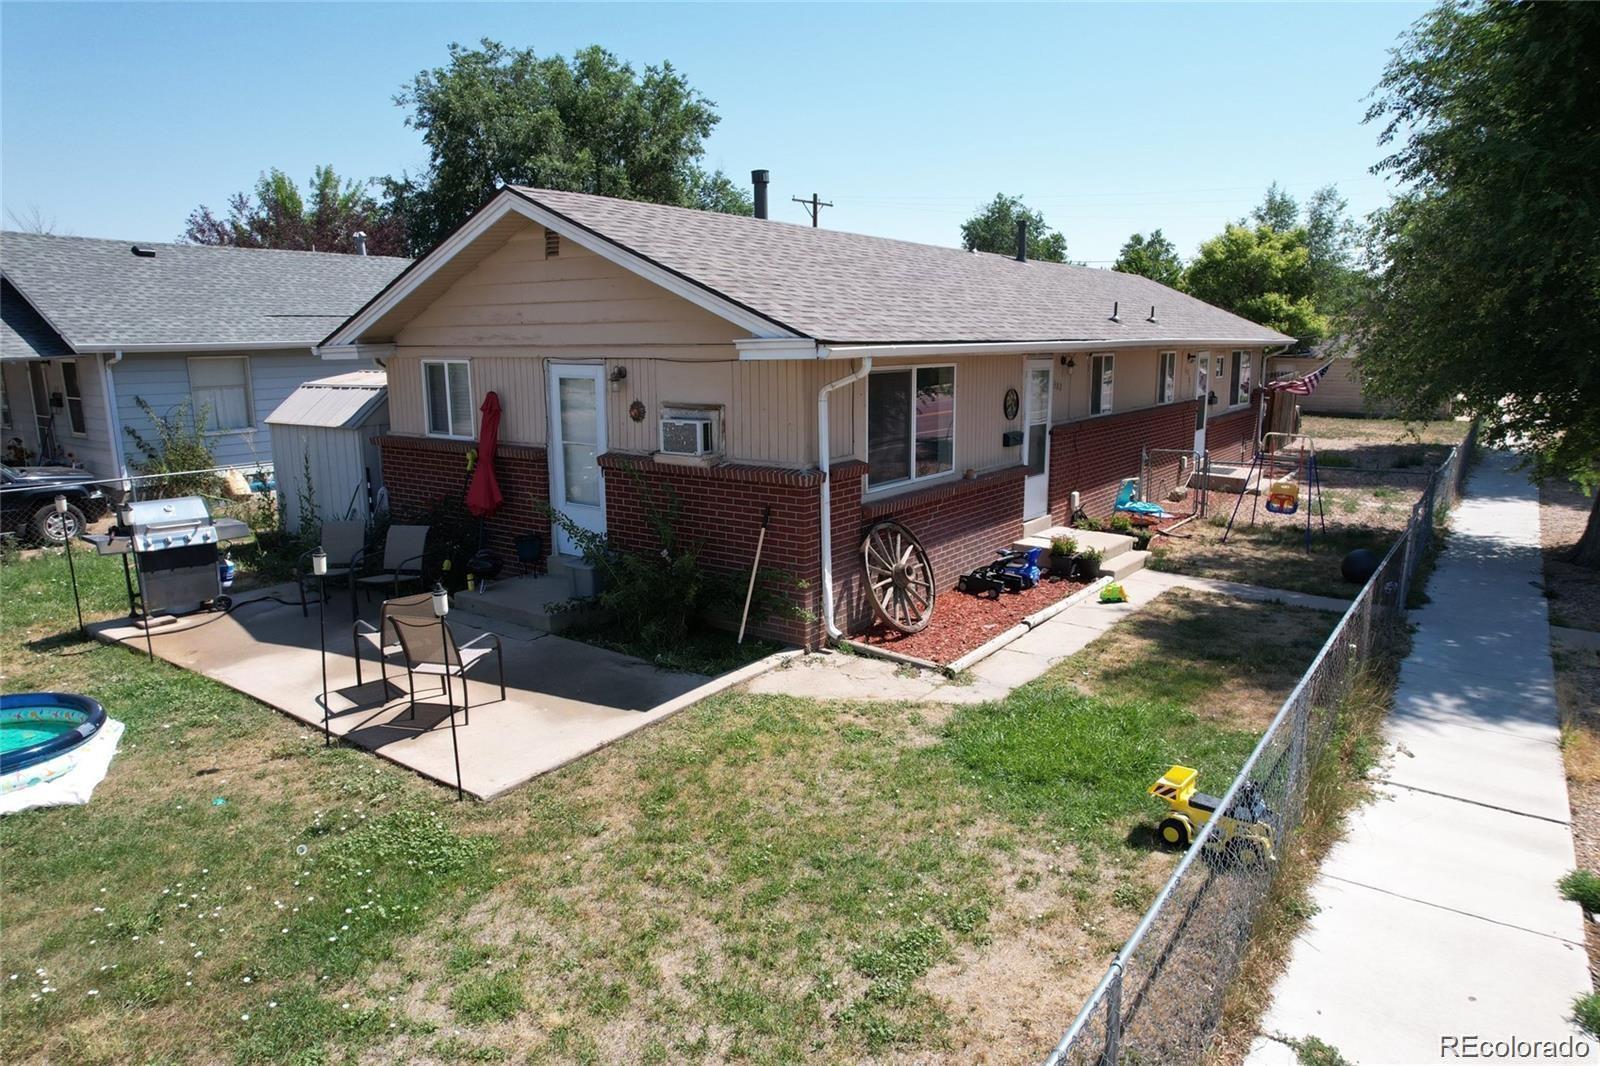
[853,573,1090,666]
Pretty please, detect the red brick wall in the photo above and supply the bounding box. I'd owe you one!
[377,434,551,570]
[1048,401,1199,519]
[1203,391,1263,462]
[597,452,823,646]
[831,464,1027,636]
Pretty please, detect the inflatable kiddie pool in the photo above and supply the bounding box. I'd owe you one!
[1,692,109,794]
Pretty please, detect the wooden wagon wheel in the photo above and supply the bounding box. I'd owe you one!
[860,520,936,633]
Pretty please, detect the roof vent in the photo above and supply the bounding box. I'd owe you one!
[1015,219,1027,263]
[752,169,770,220]
[131,245,156,258]
[544,229,560,258]
[353,231,368,257]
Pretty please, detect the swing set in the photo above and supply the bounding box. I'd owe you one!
[1220,431,1326,549]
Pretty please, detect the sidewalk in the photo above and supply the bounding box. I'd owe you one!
[1247,450,1592,1065]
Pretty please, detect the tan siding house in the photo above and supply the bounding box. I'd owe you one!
[322,185,1290,645]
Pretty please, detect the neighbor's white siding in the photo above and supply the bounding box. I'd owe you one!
[115,349,374,471]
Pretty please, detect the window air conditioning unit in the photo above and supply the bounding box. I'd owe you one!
[660,415,716,457]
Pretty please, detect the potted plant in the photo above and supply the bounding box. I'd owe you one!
[1049,534,1078,576]
[1075,546,1104,581]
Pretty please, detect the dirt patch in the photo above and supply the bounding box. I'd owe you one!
[855,574,1088,666]
[1541,479,1600,632]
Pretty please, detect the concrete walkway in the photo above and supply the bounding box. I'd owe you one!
[747,569,1348,706]
[1247,450,1592,1065]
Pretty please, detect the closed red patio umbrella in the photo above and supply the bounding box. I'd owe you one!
[465,391,503,517]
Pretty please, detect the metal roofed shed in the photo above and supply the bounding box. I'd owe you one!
[266,370,389,530]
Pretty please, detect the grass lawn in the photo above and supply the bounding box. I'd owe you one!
[2,549,1334,1064]
[1146,514,1394,600]
[1300,415,1467,470]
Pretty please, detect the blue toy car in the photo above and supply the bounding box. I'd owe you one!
[957,546,1043,598]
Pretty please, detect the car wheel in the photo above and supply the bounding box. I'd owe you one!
[30,502,86,545]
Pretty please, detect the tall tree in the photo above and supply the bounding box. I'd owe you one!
[1183,223,1327,344]
[958,194,1068,262]
[1303,184,1360,316]
[386,40,738,253]
[1356,1,1600,561]
[1113,229,1183,287]
[184,166,404,255]
[1250,182,1300,232]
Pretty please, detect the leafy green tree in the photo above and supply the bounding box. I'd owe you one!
[385,40,738,253]
[1250,182,1300,232]
[958,194,1068,262]
[687,169,753,216]
[1183,223,1327,344]
[1356,0,1600,560]
[1113,229,1183,287]
[184,166,404,255]
[1303,184,1361,316]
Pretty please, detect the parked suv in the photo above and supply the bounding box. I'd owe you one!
[0,464,111,544]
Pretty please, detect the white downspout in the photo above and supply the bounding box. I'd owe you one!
[101,350,127,479]
[818,357,872,640]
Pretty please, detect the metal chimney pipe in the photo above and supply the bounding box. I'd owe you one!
[353,231,368,256]
[1015,219,1027,262]
[752,170,770,220]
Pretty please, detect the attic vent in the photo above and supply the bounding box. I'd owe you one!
[544,230,560,258]
[131,245,156,258]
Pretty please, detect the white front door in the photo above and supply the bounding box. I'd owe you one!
[547,364,607,555]
[1023,359,1052,519]
[1193,351,1211,456]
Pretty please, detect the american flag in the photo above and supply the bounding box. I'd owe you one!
[1266,360,1335,396]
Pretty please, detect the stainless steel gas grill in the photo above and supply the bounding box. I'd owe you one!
[90,497,251,617]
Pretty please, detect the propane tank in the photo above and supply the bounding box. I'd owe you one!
[219,552,236,590]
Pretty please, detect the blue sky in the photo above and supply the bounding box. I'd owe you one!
[1,2,1426,263]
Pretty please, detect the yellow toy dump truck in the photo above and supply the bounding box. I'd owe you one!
[1148,765,1276,865]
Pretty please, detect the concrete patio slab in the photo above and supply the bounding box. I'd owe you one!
[90,587,766,799]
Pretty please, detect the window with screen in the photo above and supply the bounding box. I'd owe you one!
[1230,350,1253,406]
[188,356,252,431]
[423,360,473,438]
[1157,351,1177,404]
[62,360,87,434]
[1089,353,1115,415]
[867,365,955,489]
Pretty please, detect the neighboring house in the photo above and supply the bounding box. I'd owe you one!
[0,233,409,483]
[320,185,1291,646]
[1265,337,1440,418]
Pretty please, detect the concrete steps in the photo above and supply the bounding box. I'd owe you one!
[456,554,610,634]
[1013,525,1149,582]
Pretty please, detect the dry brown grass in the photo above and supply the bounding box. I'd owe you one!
[1541,479,1600,632]
[1553,644,1600,988]
[1206,662,1400,1066]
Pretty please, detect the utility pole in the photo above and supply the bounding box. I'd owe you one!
[792,192,833,227]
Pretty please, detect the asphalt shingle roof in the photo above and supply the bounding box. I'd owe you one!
[1,278,72,359]
[511,187,1294,347]
[1,232,410,350]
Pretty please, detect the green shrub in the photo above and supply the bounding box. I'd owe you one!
[1575,993,1600,1039]
[1074,516,1104,532]
[1559,869,1600,913]
[1107,514,1134,534]
[547,466,802,656]
[1049,534,1078,558]
[124,398,223,498]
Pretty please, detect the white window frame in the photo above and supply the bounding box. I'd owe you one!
[1089,352,1115,416]
[1230,350,1253,408]
[1157,351,1177,405]
[422,359,474,439]
[187,355,254,435]
[865,363,958,492]
[61,359,87,436]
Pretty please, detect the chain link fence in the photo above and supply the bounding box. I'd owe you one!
[1046,421,1478,1066]
[1140,447,1210,521]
